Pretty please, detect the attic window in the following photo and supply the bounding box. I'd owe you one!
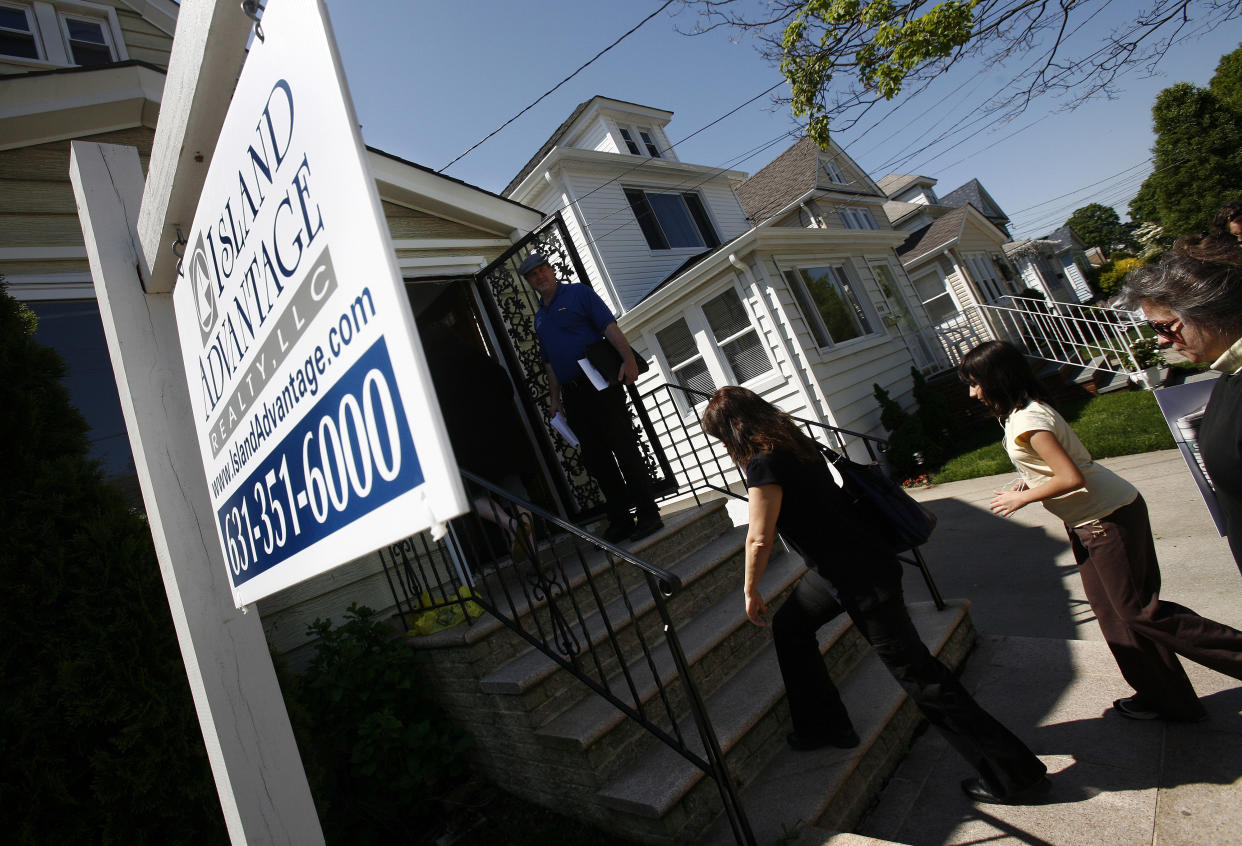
[624,189,719,250]
[0,5,40,59]
[820,157,846,184]
[637,128,661,158]
[618,125,662,158]
[839,207,878,230]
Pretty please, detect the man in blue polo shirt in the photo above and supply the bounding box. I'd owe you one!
[519,253,662,543]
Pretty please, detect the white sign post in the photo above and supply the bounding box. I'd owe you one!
[173,0,466,607]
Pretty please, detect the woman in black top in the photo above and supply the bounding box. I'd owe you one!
[702,386,1049,805]
[1120,235,1242,574]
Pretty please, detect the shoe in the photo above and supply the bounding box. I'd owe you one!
[786,728,860,751]
[602,520,634,543]
[629,516,664,541]
[1113,695,1207,723]
[960,776,1051,805]
[1112,696,1160,721]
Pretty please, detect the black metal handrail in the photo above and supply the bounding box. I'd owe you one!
[638,383,944,610]
[379,471,755,846]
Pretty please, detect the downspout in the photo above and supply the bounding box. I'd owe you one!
[546,170,625,315]
[728,252,826,425]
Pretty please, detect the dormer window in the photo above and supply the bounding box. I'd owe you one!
[617,124,662,158]
[820,157,846,185]
[840,207,878,230]
[624,188,719,250]
[0,1,122,66]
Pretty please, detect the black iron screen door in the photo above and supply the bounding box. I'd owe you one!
[473,214,675,522]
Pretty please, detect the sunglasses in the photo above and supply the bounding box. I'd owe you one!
[1146,318,1181,339]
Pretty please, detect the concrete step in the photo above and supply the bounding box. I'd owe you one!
[787,829,910,846]
[528,547,807,775]
[692,600,975,846]
[477,526,749,728]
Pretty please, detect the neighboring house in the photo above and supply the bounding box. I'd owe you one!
[1004,225,1096,304]
[504,106,933,457]
[879,173,1022,363]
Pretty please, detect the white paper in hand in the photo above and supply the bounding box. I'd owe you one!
[577,357,610,391]
[550,411,579,447]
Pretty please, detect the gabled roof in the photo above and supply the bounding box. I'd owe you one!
[503,94,671,197]
[735,135,820,223]
[883,199,932,226]
[940,178,1009,224]
[896,206,967,259]
[877,173,936,198]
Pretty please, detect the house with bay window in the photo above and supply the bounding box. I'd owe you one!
[503,104,936,454]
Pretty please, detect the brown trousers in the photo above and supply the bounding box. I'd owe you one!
[1069,494,1242,719]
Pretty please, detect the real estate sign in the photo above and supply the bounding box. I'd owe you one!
[172,0,466,607]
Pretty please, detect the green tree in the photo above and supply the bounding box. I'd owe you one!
[681,1,1239,146]
[0,281,226,844]
[1065,203,1134,252]
[1128,47,1242,238]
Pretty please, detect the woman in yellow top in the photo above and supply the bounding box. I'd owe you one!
[959,340,1242,722]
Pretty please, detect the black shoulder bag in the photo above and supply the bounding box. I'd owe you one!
[816,442,937,552]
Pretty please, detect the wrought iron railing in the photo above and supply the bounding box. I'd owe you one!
[379,471,755,846]
[636,383,944,610]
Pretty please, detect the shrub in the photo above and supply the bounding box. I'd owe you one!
[1097,257,1144,296]
[0,281,226,844]
[283,605,471,845]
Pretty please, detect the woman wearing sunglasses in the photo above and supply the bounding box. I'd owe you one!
[1120,234,1242,575]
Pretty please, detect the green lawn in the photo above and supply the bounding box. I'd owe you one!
[932,390,1175,484]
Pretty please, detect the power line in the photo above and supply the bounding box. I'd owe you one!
[437,0,676,173]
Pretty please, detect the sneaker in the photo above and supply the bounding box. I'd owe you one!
[629,516,664,541]
[602,520,635,543]
[1112,696,1161,721]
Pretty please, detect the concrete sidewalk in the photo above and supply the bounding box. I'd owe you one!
[856,449,1242,846]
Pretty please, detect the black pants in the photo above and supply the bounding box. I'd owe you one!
[773,568,1046,797]
[1069,494,1242,720]
[562,382,656,525]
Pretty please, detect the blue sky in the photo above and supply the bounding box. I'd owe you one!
[321,1,1242,240]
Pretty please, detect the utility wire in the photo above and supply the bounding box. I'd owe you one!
[437,0,675,173]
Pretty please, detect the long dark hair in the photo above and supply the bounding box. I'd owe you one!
[701,386,820,465]
[958,340,1052,418]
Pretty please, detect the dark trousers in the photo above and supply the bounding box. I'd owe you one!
[773,568,1046,797]
[1069,494,1242,720]
[562,382,656,525]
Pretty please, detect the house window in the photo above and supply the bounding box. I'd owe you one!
[0,3,40,59]
[964,252,1006,301]
[702,288,772,383]
[784,265,876,347]
[839,207,878,230]
[655,318,715,396]
[638,128,661,158]
[624,188,720,251]
[912,268,958,324]
[618,127,641,155]
[59,12,112,65]
[618,125,662,158]
[820,157,846,185]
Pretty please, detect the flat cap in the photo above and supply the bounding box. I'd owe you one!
[518,252,550,276]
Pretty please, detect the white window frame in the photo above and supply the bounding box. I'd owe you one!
[56,7,114,65]
[0,1,43,61]
[819,156,846,185]
[649,283,778,416]
[911,265,961,327]
[782,260,883,350]
[0,1,125,67]
[615,122,663,158]
[839,206,878,230]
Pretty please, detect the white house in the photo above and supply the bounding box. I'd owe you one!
[503,103,937,460]
[1004,225,1096,304]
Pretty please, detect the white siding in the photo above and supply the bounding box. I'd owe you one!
[574,116,617,154]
